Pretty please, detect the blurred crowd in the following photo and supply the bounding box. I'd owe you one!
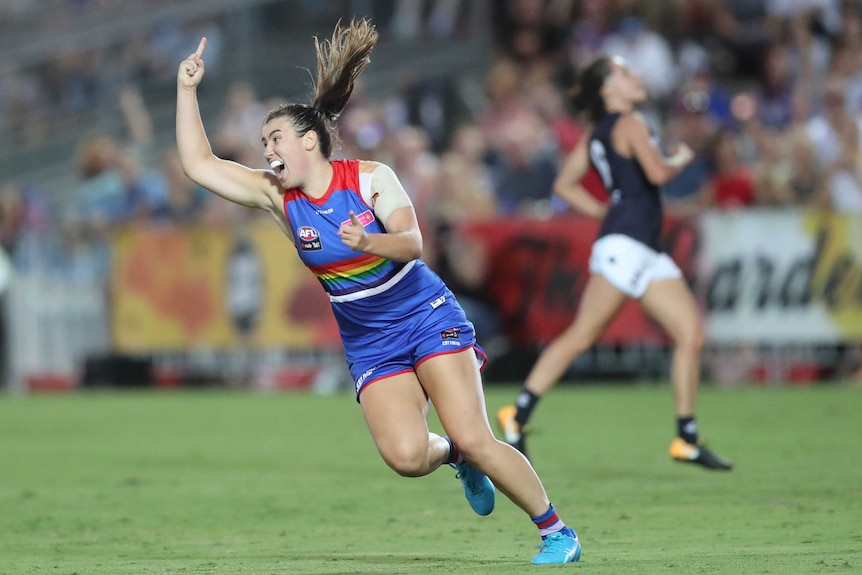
[2,0,862,378]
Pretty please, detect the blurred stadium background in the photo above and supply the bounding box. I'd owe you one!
[2,0,861,394]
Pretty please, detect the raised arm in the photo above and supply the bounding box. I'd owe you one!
[553,130,608,219]
[616,112,693,187]
[176,37,278,209]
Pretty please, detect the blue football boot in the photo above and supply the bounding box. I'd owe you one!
[451,461,495,516]
[531,527,581,565]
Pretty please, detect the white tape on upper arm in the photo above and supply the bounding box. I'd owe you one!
[366,163,414,227]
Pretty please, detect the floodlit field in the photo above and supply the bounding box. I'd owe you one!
[1,383,860,575]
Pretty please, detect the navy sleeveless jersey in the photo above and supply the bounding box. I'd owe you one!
[589,113,663,250]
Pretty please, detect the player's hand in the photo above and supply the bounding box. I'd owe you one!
[671,142,694,166]
[338,211,370,252]
[177,37,207,90]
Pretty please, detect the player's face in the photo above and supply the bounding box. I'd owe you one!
[261,116,310,188]
[605,58,647,106]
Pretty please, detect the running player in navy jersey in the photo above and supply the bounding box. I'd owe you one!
[497,55,732,471]
[176,20,579,564]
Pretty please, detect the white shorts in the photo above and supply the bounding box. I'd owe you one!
[588,234,682,298]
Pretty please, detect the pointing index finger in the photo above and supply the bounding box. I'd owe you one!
[195,37,207,58]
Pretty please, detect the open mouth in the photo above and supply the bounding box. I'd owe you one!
[270,159,285,175]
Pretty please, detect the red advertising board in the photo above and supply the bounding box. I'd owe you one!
[460,215,699,348]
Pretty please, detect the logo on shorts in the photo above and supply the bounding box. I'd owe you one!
[631,265,646,288]
[355,367,375,394]
[297,226,322,251]
[440,327,461,340]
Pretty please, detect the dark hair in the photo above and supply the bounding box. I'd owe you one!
[569,56,613,122]
[263,19,378,158]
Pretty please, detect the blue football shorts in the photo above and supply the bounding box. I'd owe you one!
[347,314,487,402]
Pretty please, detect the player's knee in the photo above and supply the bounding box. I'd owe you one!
[380,441,429,477]
[674,325,704,355]
[447,432,493,465]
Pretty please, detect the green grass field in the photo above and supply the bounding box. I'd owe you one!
[1,382,860,574]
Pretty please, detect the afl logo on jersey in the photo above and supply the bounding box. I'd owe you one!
[297,226,322,251]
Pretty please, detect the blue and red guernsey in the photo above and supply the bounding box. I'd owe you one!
[283,159,449,348]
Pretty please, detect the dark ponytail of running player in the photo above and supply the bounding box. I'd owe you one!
[569,55,613,123]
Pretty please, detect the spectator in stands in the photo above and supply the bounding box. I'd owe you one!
[390,0,465,40]
[754,130,799,206]
[686,0,769,79]
[529,79,581,155]
[600,15,679,104]
[754,127,824,207]
[822,114,862,213]
[428,151,498,226]
[340,96,388,160]
[147,150,215,225]
[480,66,562,216]
[565,0,611,72]
[385,125,439,220]
[806,76,862,177]
[784,128,823,206]
[46,48,99,113]
[421,124,504,359]
[756,42,798,130]
[0,63,48,147]
[66,86,164,280]
[662,81,722,209]
[492,0,570,74]
[447,123,493,179]
[832,11,862,113]
[701,128,757,209]
[71,134,137,231]
[0,185,25,259]
[70,86,165,231]
[424,152,504,361]
[490,107,559,216]
[480,58,535,151]
[388,76,465,152]
[213,81,267,162]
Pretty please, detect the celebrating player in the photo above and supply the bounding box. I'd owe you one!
[176,19,580,564]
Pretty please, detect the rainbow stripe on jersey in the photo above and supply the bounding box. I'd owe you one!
[306,251,414,302]
[283,159,412,302]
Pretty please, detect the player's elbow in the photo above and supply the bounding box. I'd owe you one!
[406,238,423,262]
[383,230,423,262]
[552,179,567,198]
[645,166,674,187]
[179,155,210,186]
[403,232,423,262]
[552,179,577,202]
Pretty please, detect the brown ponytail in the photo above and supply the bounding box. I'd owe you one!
[263,18,378,158]
[312,18,377,120]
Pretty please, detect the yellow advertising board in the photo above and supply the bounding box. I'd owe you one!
[111,225,340,351]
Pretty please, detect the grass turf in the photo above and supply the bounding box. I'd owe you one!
[0,383,860,574]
